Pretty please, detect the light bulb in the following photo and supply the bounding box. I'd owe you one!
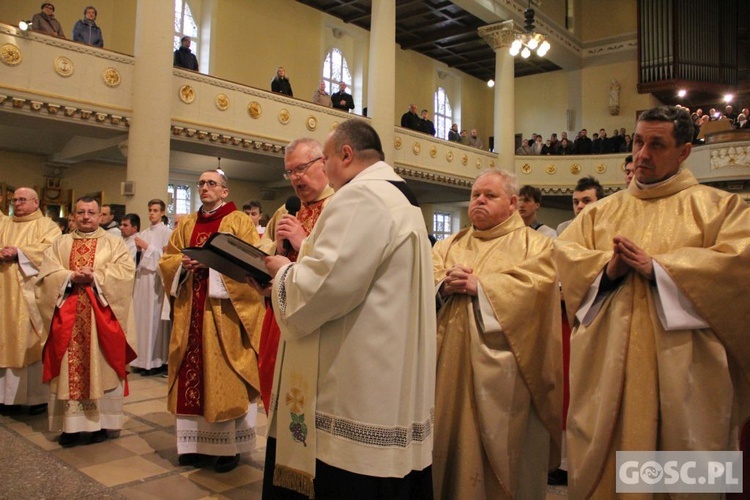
[540,41,550,52]
[537,45,549,57]
[487,79,495,88]
[509,45,520,56]
[521,47,531,59]
[528,38,539,50]
[511,39,522,51]
[18,20,30,31]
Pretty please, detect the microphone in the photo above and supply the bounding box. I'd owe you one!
[283,195,301,252]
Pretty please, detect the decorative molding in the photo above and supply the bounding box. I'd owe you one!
[102,67,121,87]
[248,101,262,118]
[521,163,532,174]
[595,163,607,174]
[1,43,22,66]
[710,145,750,170]
[179,85,195,104]
[278,108,290,125]
[583,39,638,58]
[54,56,74,77]
[461,154,468,166]
[429,146,437,158]
[412,142,421,155]
[393,166,473,188]
[394,137,402,150]
[478,20,516,50]
[546,164,556,174]
[306,115,318,131]
[0,92,130,130]
[215,93,229,111]
[0,24,134,64]
[570,164,581,174]
[170,124,286,156]
[174,69,353,117]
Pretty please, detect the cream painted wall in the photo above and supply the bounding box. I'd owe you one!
[580,60,660,134]
[0,0,135,54]
[579,0,636,41]
[210,0,325,96]
[515,60,660,140]
[514,71,570,139]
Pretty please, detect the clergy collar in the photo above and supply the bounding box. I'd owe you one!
[201,201,225,215]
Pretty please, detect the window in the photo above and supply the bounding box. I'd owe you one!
[322,48,352,96]
[167,183,192,227]
[432,210,453,241]
[174,0,199,54]
[434,87,453,141]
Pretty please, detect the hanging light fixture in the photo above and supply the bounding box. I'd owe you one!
[509,1,551,59]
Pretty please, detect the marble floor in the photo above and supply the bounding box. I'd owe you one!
[0,372,568,499]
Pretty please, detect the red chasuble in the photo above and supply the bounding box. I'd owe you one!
[176,202,237,415]
[43,237,137,397]
[258,198,328,413]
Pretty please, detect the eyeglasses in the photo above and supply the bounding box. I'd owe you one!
[196,180,224,188]
[283,156,322,180]
[10,197,35,204]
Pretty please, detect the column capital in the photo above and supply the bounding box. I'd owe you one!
[478,20,517,51]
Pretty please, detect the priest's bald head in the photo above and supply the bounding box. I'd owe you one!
[10,187,40,217]
[633,106,694,185]
[323,119,384,191]
[469,169,518,231]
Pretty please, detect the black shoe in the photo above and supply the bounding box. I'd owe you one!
[142,368,160,377]
[178,453,210,466]
[28,403,47,415]
[547,468,568,485]
[214,454,240,473]
[90,429,108,444]
[59,432,82,448]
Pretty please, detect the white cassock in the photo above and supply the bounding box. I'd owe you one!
[130,222,172,370]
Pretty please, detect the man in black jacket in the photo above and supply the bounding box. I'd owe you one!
[400,104,420,131]
[331,82,354,112]
[174,36,198,71]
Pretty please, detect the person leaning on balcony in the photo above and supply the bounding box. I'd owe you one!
[31,3,65,38]
[174,36,199,71]
[72,6,103,48]
[271,67,293,97]
[311,80,332,108]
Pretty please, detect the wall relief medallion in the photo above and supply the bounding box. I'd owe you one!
[102,67,121,87]
[278,109,291,125]
[215,94,229,111]
[248,101,262,118]
[1,44,22,66]
[306,115,317,131]
[179,85,195,104]
[54,56,74,77]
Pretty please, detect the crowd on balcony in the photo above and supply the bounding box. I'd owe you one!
[516,128,634,155]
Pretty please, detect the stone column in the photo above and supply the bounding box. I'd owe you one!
[125,0,173,215]
[366,0,396,164]
[479,21,516,170]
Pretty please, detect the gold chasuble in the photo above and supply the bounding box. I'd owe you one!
[0,210,61,368]
[37,229,136,402]
[433,211,562,499]
[554,169,750,499]
[159,204,264,423]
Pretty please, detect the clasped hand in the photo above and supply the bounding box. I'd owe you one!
[71,266,94,284]
[606,236,654,281]
[441,264,478,297]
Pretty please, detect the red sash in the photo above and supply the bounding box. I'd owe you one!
[43,287,137,396]
[175,202,237,416]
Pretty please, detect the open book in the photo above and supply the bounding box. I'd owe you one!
[182,232,272,285]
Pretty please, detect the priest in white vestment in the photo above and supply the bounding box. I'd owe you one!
[130,200,172,374]
[262,120,435,499]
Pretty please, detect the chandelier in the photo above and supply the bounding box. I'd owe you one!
[509,2,550,59]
